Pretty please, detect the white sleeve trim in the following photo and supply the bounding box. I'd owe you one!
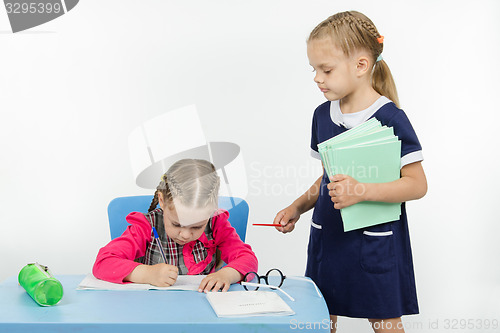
[310,149,321,160]
[401,150,423,168]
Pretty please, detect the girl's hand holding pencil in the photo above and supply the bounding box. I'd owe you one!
[148,263,179,287]
[272,205,301,234]
[125,263,178,287]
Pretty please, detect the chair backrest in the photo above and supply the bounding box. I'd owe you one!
[107,196,249,242]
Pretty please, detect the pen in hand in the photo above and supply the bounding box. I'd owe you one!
[152,227,168,264]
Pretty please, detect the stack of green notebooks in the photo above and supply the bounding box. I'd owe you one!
[318,118,402,232]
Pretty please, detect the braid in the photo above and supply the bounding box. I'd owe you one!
[154,174,174,210]
[353,16,380,40]
[351,14,384,58]
[166,175,181,198]
[148,190,160,212]
[323,11,383,59]
[329,11,379,39]
[205,174,220,207]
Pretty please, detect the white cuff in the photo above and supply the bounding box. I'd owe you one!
[401,150,423,168]
[310,149,321,160]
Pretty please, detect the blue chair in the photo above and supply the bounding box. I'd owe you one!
[107,196,249,242]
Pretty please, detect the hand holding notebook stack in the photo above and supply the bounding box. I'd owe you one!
[318,118,402,232]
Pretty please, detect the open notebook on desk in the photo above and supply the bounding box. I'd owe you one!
[318,118,402,232]
[77,273,206,291]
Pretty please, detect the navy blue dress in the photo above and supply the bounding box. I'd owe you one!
[306,99,421,318]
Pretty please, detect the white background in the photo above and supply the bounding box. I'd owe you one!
[1,0,499,331]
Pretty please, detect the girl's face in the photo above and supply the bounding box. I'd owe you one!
[307,38,359,101]
[159,195,214,245]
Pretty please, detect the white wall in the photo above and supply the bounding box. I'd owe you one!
[1,0,499,331]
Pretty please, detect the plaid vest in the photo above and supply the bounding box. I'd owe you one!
[137,208,217,274]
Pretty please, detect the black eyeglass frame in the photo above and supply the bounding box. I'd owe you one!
[242,268,286,291]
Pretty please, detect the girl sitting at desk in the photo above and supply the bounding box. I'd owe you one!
[93,159,258,292]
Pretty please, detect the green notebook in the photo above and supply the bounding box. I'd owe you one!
[318,119,402,232]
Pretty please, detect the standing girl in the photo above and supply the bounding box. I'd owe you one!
[274,11,427,332]
[94,159,258,292]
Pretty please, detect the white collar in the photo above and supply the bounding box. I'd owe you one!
[330,96,391,129]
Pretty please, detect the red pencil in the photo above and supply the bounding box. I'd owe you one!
[252,223,282,227]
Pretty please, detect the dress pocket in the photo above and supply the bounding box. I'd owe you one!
[308,219,323,263]
[360,229,395,274]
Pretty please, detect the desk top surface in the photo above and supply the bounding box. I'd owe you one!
[0,275,330,332]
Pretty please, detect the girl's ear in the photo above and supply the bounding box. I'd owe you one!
[356,56,370,77]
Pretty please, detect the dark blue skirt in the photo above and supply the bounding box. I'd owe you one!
[305,179,419,318]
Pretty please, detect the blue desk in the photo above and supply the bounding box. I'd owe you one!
[0,275,330,332]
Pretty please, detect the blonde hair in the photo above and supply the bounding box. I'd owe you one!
[148,159,220,212]
[308,11,400,108]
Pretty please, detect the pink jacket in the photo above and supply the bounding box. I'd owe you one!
[93,210,258,284]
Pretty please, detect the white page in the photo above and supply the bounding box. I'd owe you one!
[206,291,295,317]
[77,273,206,291]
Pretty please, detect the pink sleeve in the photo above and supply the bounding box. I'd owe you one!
[92,212,152,284]
[212,210,258,277]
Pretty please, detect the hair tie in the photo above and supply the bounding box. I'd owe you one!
[377,35,384,44]
[376,54,383,63]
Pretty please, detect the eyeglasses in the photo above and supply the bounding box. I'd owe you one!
[242,268,285,289]
[240,269,323,302]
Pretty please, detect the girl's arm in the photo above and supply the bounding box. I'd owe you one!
[93,212,179,287]
[93,212,155,283]
[274,173,323,233]
[124,263,178,287]
[328,161,427,209]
